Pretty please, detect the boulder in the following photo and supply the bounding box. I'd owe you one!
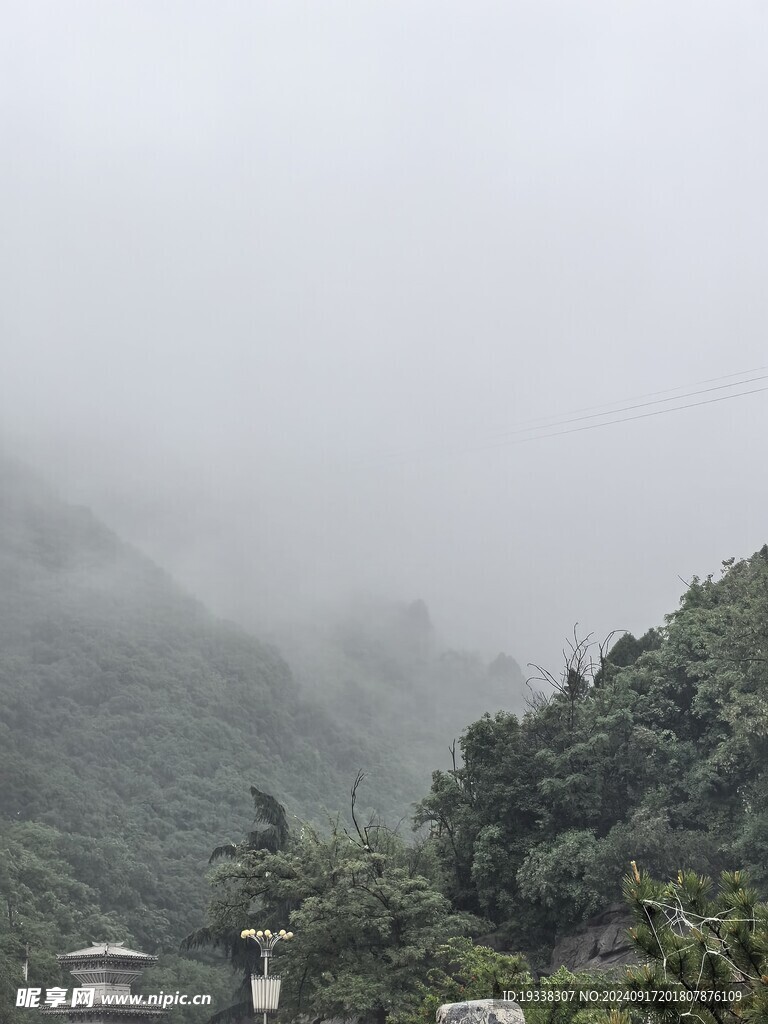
[436,999,525,1024]
[549,902,636,972]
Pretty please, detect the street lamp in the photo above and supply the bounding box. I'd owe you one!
[240,928,294,1024]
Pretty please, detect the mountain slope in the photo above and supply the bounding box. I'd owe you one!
[0,457,413,958]
[270,596,527,778]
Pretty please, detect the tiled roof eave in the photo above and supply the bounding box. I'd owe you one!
[57,956,158,966]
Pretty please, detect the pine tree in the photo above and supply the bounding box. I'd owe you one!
[622,865,768,1023]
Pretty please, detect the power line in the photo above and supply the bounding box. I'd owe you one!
[486,364,768,433]
[356,382,768,469]
[466,382,768,453]
[488,373,768,440]
[361,364,768,468]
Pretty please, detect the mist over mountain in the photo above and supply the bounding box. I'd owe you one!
[0,457,406,945]
[0,456,526,976]
[269,595,526,775]
[4,3,768,1018]
[3,456,768,1020]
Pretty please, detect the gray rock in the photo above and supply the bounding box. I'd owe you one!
[549,902,636,973]
[472,931,512,953]
[436,998,525,1024]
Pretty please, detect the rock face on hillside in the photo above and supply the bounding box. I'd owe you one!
[550,903,636,972]
[437,1000,525,1024]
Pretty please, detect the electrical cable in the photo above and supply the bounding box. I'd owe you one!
[356,379,768,469]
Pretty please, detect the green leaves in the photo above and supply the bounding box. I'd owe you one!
[517,831,604,925]
[200,795,479,1024]
[406,937,532,1024]
[417,549,768,959]
[621,867,768,1023]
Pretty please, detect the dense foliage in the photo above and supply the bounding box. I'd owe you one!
[0,460,419,1014]
[621,866,768,1023]
[0,458,524,1021]
[4,453,768,1024]
[196,547,768,1020]
[194,787,613,1024]
[416,549,768,961]
[199,784,475,1024]
[196,785,644,1024]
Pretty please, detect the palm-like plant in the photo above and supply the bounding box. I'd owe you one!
[182,788,292,1024]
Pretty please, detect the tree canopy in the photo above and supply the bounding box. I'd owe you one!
[417,549,768,959]
[201,779,477,1024]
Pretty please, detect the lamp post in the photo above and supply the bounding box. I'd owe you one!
[240,928,294,1024]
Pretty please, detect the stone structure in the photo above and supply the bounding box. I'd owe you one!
[436,999,525,1024]
[42,942,167,1024]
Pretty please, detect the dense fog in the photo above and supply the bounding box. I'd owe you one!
[3,1,768,673]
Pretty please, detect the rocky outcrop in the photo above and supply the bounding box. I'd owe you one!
[436,999,525,1024]
[549,903,636,972]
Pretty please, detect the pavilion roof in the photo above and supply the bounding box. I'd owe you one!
[57,942,157,963]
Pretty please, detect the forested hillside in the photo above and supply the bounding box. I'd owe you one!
[0,457,411,997]
[0,457,526,1011]
[417,547,768,962]
[4,455,768,1024]
[193,548,768,1024]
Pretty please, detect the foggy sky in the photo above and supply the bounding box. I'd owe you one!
[2,1,768,673]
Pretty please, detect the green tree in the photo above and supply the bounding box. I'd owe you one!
[417,548,768,961]
[406,937,531,1024]
[0,820,132,1024]
[202,780,477,1024]
[622,866,768,1023]
[183,788,294,1024]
